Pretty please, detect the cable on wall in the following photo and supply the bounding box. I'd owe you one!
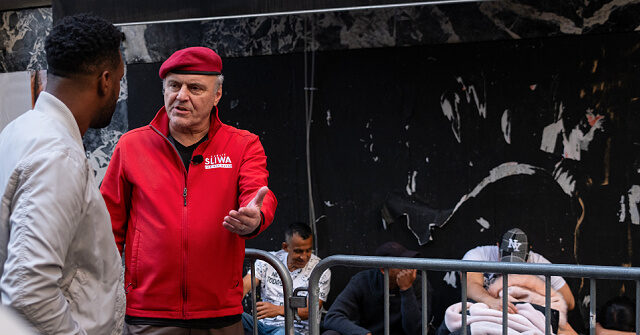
[304,15,319,255]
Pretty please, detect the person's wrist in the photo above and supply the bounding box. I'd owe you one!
[240,212,263,237]
[399,285,412,292]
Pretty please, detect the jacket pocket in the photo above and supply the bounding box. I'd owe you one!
[67,268,95,309]
[130,229,141,288]
[60,266,79,300]
[230,251,241,289]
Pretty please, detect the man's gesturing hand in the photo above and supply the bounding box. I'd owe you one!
[223,186,268,235]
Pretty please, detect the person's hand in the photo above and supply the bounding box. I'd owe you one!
[256,301,284,319]
[484,296,518,314]
[396,269,417,291]
[223,186,268,235]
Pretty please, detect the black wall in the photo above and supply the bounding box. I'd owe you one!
[128,31,640,328]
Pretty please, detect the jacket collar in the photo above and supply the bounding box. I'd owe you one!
[149,105,222,140]
[35,91,84,149]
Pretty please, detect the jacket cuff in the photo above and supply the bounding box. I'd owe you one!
[399,286,415,294]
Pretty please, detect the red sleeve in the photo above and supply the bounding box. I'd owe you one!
[237,135,277,239]
[100,141,131,254]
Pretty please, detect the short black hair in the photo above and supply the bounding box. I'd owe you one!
[598,296,635,332]
[45,14,122,77]
[284,222,312,241]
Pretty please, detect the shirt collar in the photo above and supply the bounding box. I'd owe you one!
[35,91,84,148]
[282,252,308,277]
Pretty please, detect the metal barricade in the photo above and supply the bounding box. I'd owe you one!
[307,255,640,335]
[245,248,305,335]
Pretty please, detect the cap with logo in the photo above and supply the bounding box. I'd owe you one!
[499,228,529,262]
[159,46,222,79]
[375,241,420,258]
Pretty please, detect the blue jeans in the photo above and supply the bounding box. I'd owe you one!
[241,312,303,335]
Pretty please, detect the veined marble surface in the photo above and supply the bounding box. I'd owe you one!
[3,2,640,69]
[121,0,640,62]
[0,7,50,72]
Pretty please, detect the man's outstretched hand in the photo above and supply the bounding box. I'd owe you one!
[223,186,268,235]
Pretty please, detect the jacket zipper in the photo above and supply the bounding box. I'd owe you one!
[183,187,187,206]
[150,125,189,318]
[182,184,188,318]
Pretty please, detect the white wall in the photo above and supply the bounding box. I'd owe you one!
[0,71,32,133]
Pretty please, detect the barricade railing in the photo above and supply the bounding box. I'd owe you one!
[245,248,307,335]
[307,255,640,335]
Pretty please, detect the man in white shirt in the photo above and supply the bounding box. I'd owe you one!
[462,228,575,313]
[0,14,125,335]
[242,223,331,335]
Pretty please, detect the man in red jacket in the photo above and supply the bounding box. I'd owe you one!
[101,46,278,335]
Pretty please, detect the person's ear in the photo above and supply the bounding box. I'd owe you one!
[97,70,111,97]
[282,242,288,251]
[213,85,222,106]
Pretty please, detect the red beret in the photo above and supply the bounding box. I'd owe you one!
[159,46,222,79]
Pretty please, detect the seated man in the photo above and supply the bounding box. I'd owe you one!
[242,222,331,335]
[462,228,575,313]
[323,241,430,335]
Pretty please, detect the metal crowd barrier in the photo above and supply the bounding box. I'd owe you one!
[245,248,306,335]
[307,255,640,335]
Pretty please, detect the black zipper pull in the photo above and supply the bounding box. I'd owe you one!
[183,187,187,206]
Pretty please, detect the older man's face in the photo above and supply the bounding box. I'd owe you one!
[283,233,313,271]
[163,72,221,134]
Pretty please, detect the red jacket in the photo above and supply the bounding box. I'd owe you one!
[100,106,277,319]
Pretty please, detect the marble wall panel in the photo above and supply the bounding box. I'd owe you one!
[4,1,640,70]
[120,1,640,62]
[0,7,50,72]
